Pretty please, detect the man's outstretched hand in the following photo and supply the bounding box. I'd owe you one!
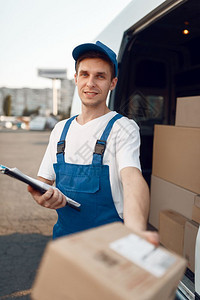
[139,230,159,246]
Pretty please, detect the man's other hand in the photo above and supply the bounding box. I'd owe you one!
[28,185,67,210]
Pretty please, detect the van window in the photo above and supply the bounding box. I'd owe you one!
[127,93,164,125]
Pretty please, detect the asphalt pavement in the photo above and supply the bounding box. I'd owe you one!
[0,130,57,299]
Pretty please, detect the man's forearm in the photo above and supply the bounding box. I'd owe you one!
[121,167,150,232]
[37,176,54,186]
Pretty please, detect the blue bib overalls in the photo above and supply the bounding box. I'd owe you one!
[53,113,123,239]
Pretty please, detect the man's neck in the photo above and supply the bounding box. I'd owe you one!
[76,106,111,125]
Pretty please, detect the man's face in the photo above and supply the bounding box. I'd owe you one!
[74,58,117,109]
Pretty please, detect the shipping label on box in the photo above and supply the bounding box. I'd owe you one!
[32,222,186,300]
[110,233,175,277]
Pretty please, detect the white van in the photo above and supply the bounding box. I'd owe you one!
[70,0,181,117]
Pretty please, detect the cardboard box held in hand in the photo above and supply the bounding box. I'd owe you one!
[32,222,186,300]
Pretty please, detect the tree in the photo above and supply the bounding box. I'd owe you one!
[22,106,29,116]
[3,94,12,116]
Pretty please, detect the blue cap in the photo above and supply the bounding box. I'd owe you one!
[72,41,118,77]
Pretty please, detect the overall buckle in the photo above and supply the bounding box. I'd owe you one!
[57,140,65,154]
[94,140,106,155]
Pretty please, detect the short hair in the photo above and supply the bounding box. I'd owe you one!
[75,51,116,80]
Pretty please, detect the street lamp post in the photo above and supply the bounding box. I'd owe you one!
[52,78,58,116]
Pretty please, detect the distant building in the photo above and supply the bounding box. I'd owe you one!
[59,79,75,115]
[0,79,75,116]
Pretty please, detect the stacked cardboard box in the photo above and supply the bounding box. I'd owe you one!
[175,96,200,128]
[152,125,200,194]
[149,96,200,272]
[159,210,188,256]
[32,222,186,300]
[192,195,200,224]
[184,220,199,273]
[149,175,196,229]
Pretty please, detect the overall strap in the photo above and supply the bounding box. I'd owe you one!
[92,113,123,165]
[56,115,77,163]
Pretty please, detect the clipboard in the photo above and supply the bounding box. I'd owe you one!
[0,164,81,211]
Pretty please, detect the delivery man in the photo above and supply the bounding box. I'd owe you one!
[28,41,159,245]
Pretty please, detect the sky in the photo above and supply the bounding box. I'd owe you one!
[0,0,132,89]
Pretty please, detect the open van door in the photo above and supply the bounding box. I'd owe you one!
[109,0,199,184]
[109,0,200,298]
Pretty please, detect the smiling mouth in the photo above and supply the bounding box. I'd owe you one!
[84,91,98,96]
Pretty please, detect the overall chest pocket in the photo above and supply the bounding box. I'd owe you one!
[58,174,100,194]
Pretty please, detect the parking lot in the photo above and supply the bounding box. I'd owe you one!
[0,130,57,299]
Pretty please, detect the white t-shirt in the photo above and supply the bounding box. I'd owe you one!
[38,111,141,218]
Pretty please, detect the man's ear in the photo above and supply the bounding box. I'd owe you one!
[110,77,118,91]
[74,73,77,85]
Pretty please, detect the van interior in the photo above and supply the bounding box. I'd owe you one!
[109,0,200,187]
